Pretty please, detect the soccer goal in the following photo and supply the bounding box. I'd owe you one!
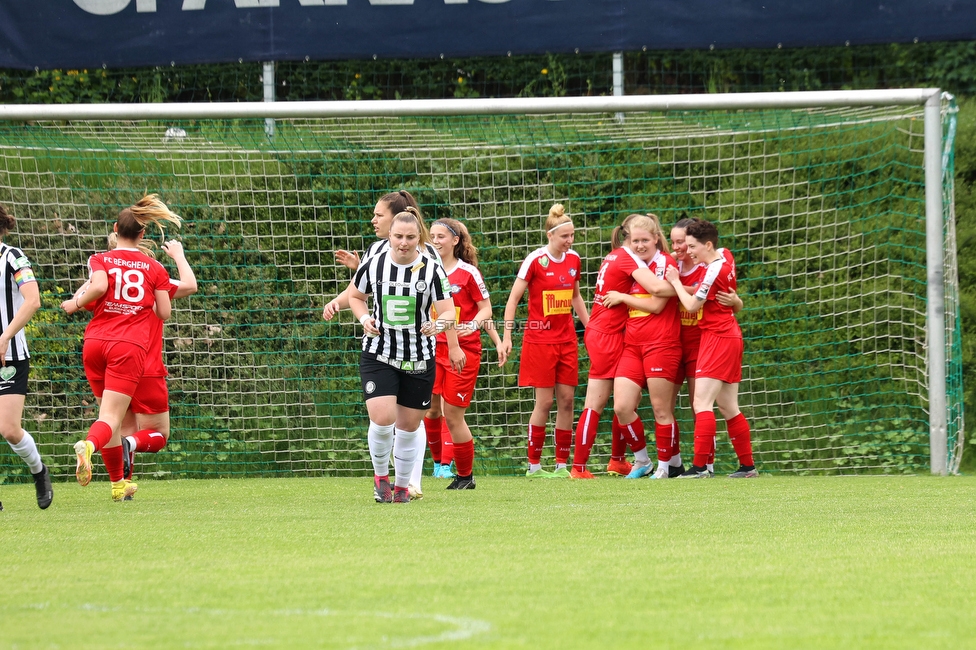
[0,90,963,479]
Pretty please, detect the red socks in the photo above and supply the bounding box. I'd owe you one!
[441,423,455,467]
[554,428,572,465]
[622,417,647,453]
[655,422,675,462]
[101,444,125,482]
[132,429,167,453]
[610,415,627,461]
[727,413,755,467]
[693,411,717,468]
[671,421,682,459]
[454,439,474,477]
[87,420,113,452]
[572,409,600,472]
[424,417,442,464]
[527,424,546,464]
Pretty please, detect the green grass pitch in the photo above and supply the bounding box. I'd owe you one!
[2,475,974,648]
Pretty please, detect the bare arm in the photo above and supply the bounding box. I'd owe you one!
[0,280,40,363]
[163,240,198,299]
[62,270,107,315]
[717,289,743,313]
[153,289,172,321]
[572,284,589,329]
[601,290,669,315]
[632,267,676,297]
[500,278,528,347]
[665,266,705,313]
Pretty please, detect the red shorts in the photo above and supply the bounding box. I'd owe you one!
[434,342,482,408]
[584,328,625,380]
[83,339,148,397]
[696,332,743,383]
[615,343,681,386]
[676,328,702,386]
[518,340,579,388]
[130,375,170,415]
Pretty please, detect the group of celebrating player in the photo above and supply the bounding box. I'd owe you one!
[0,196,197,510]
[0,188,755,511]
[324,191,758,504]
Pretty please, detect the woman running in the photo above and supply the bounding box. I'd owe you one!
[61,195,181,501]
[422,218,506,485]
[348,208,464,502]
[499,203,588,478]
[665,218,757,478]
[0,204,51,510]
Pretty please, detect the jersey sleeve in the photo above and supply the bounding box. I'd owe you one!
[467,266,490,301]
[516,252,536,282]
[8,249,36,287]
[694,259,726,301]
[353,258,372,295]
[431,262,450,302]
[87,253,104,277]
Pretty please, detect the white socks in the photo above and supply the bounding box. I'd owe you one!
[367,421,395,477]
[409,419,426,489]
[392,426,421,489]
[633,448,650,465]
[9,430,43,474]
[669,454,683,468]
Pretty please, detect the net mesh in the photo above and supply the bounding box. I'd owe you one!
[0,99,963,480]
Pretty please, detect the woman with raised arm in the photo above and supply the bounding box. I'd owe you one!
[669,218,743,477]
[422,218,506,489]
[348,208,464,503]
[0,204,51,510]
[61,195,181,502]
[664,218,757,479]
[70,235,198,488]
[499,204,588,478]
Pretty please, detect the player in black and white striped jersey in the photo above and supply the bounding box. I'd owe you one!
[0,203,52,510]
[348,208,465,504]
[322,190,444,498]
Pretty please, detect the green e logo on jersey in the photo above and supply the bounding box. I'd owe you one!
[382,295,417,326]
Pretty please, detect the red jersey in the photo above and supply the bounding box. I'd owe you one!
[693,252,741,337]
[588,246,647,334]
[517,246,581,345]
[679,248,734,347]
[84,248,173,351]
[436,260,490,353]
[624,251,680,346]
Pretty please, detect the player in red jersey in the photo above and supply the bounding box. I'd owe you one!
[599,214,682,479]
[61,195,181,501]
[569,213,669,479]
[665,218,757,478]
[669,218,742,477]
[70,236,198,487]
[499,204,588,478]
[422,218,506,488]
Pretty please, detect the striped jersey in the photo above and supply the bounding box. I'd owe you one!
[353,249,450,361]
[0,243,37,361]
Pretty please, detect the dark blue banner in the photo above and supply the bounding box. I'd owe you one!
[1,0,974,70]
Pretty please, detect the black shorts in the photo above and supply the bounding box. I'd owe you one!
[360,353,435,411]
[0,358,29,397]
